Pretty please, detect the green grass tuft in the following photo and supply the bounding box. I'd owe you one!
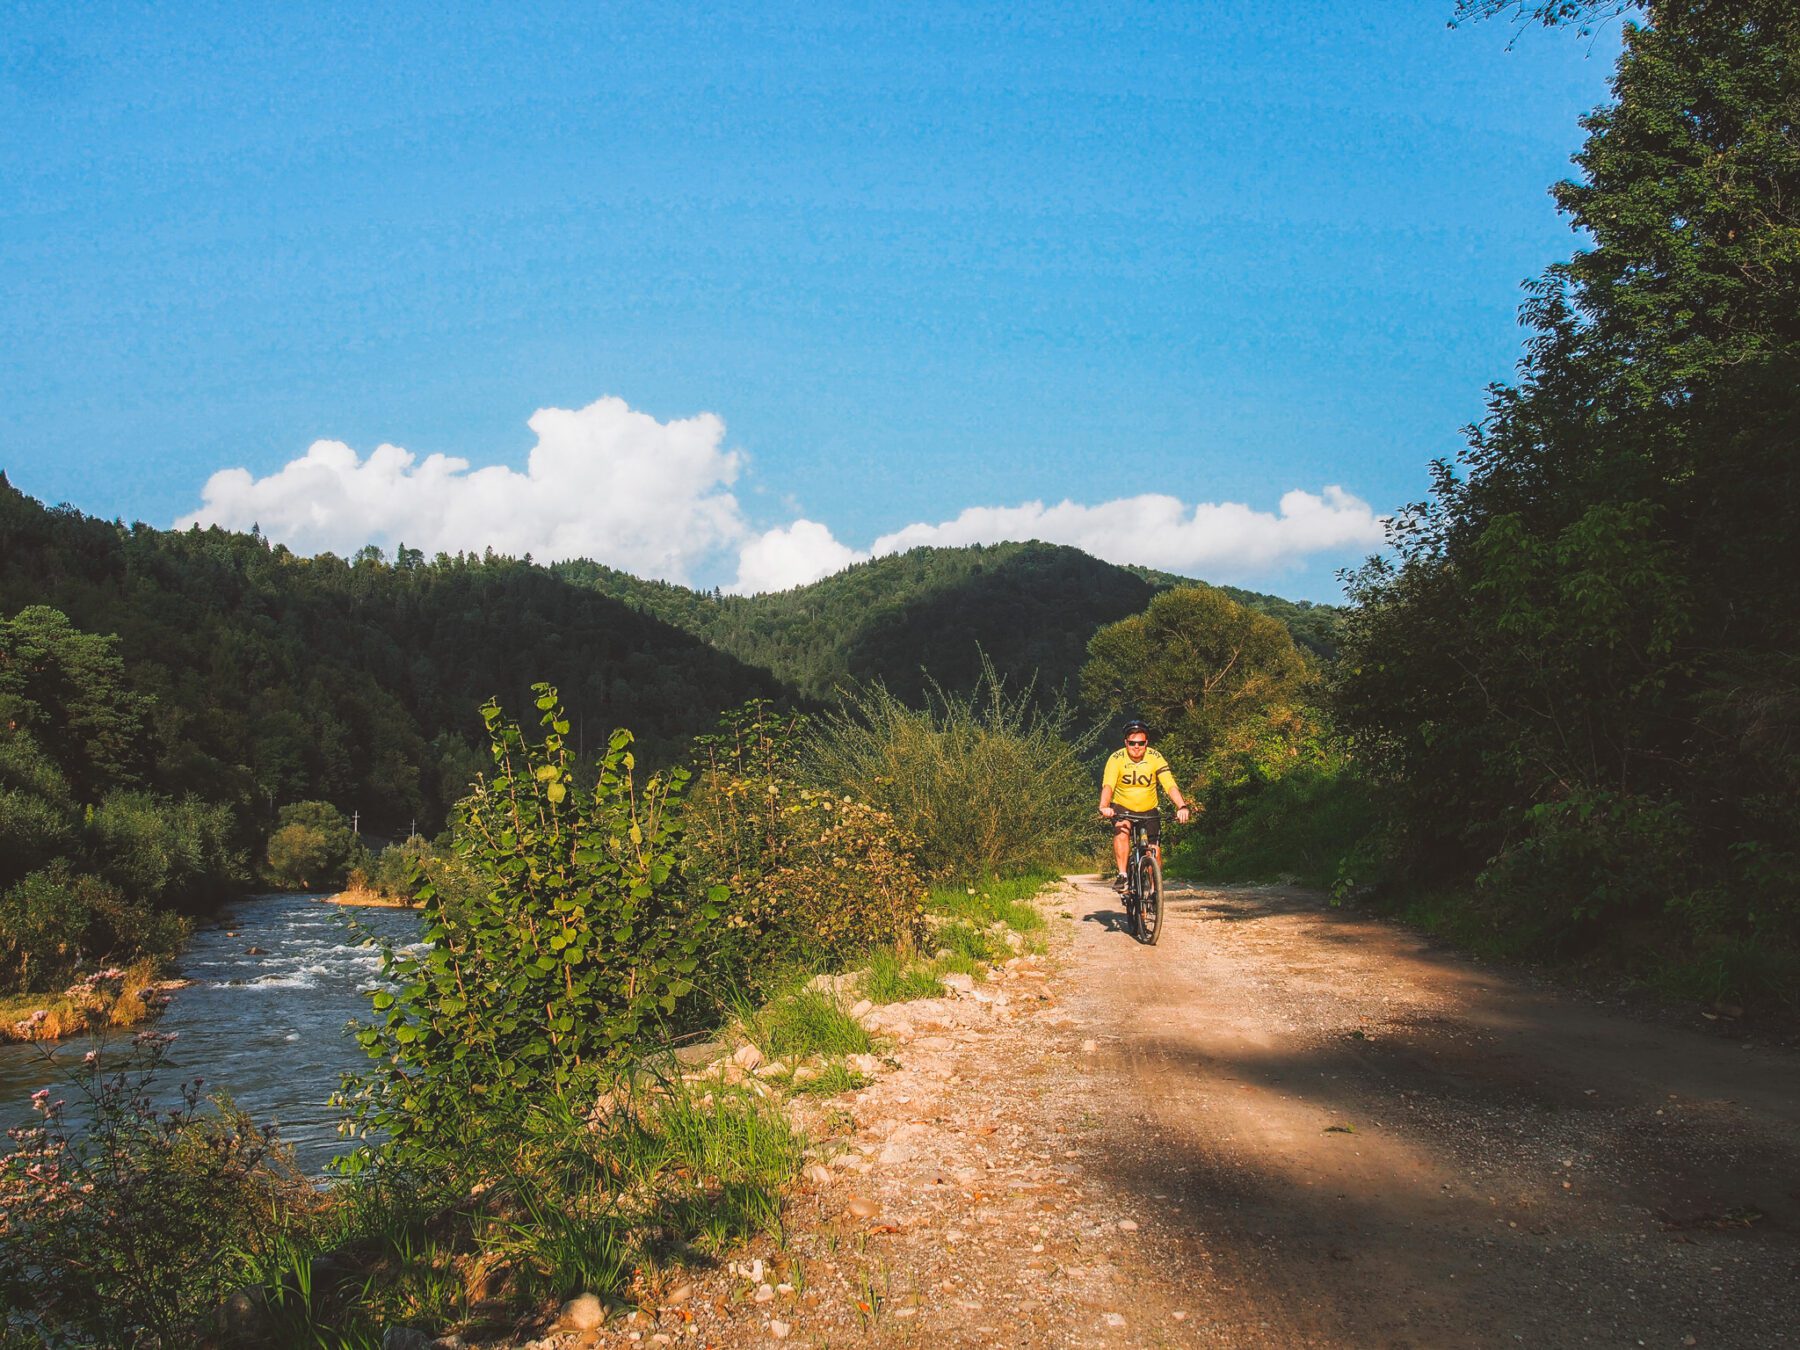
[925,872,1051,932]
[788,1063,870,1097]
[743,988,872,1060]
[860,949,942,1004]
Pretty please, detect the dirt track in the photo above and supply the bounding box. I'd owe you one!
[1064,877,1800,1348]
[564,879,1800,1348]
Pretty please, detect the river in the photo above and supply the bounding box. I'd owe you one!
[0,892,423,1172]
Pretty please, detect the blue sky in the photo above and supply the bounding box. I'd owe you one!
[1,1,1624,599]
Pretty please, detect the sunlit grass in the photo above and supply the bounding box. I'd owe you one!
[740,987,872,1061]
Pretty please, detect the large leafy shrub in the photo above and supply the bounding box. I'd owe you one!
[342,685,722,1165]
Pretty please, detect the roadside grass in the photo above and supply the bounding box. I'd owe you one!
[858,872,1057,1005]
[788,1063,870,1097]
[739,987,872,1062]
[240,1077,803,1345]
[927,872,1053,932]
[861,949,942,1004]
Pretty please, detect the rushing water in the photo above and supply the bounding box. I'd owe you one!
[0,892,423,1172]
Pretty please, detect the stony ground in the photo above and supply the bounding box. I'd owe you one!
[520,877,1800,1349]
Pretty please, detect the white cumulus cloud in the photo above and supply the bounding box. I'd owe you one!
[177,397,747,582]
[741,486,1385,588]
[178,394,1385,593]
[731,519,869,594]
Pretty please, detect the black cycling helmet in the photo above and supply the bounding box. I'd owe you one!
[1121,718,1151,739]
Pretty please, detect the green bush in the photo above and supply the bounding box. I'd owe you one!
[0,863,188,995]
[1164,760,1382,892]
[352,833,439,900]
[89,789,245,909]
[341,685,723,1167]
[805,656,1095,878]
[686,701,928,986]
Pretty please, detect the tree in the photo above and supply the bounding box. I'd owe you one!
[264,800,355,889]
[1336,2,1800,952]
[1082,586,1318,808]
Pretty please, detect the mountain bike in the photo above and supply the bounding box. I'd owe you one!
[1112,810,1163,945]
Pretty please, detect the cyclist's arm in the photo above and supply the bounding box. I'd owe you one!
[1156,763,1195,817]
[1098,782,1117,817]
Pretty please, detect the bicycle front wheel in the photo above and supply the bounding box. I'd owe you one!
[1140,852,1163,945]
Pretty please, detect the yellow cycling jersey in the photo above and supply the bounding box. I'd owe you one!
[1102,747,1177,813]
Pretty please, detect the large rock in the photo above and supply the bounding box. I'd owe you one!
[559,1292,604,1330]
[939,972,976,995]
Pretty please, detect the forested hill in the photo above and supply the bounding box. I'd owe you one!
[557,542,1344,704]
[0,477,786,835]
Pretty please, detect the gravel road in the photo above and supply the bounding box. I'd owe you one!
[535,878,1799,1349]
[1068,877,1800,1348]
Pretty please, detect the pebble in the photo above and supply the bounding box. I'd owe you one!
[1105,1312,1127,1328]
[846,1196,880,1219]
[847,1052,883,1075]
[664,1283,695,1306]
[769,1321,791,1339]
[850,998,873,1018]
[755,1060,787,1077]
[1081,1038,1098,1054]
[734,1043,765,1070]
[940,972,976,995]
[755,1283,776,1303]
[804,1163,833,1186]
[1118,1219,1139,1232]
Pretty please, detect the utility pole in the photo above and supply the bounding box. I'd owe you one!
[351,810,360,836]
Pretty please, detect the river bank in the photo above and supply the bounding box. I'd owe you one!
[321,883,420,909]
[0,960,178,1043]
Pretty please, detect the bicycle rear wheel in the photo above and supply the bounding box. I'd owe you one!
[1139,851,1163,945]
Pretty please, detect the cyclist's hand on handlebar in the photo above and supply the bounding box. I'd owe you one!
[1099,806,1116,819]
[1176,806,1191,823]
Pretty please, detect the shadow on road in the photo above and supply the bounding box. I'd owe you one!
[1066,880,1800,1348]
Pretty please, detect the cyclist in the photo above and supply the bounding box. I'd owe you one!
[1098,719,1194,893]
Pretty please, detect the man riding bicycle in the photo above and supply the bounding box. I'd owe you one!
[1098,719,1194,893]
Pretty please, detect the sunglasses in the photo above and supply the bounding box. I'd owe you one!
[1125,738,1148,747]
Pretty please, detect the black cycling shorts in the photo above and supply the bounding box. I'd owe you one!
[1112,809,1161,844]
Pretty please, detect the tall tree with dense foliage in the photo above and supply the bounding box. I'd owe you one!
[1082,585,1320,806]
[1337,1,1799,970]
